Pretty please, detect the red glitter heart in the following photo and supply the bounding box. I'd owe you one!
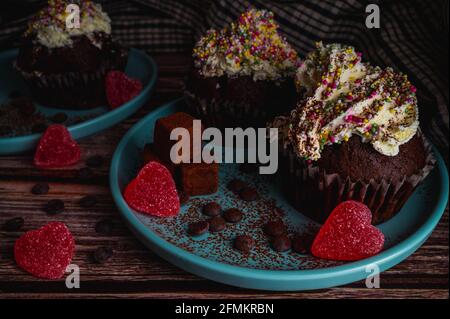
[105,70,142,108]
[34,125,80,168]
[311,201,385,261]
[124,161,180,217]
[14,222,75,279]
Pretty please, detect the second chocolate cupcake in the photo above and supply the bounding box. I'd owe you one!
[185,9,300,129]
[14,0,127,109]
[272,42,435,224]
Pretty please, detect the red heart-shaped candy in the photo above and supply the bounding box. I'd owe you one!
[105,70,142,108]
[124,161,180,217]
[311,201,385,261]
[14,222,75,279]
[34,125,80,168]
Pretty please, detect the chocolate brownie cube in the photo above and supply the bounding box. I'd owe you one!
[153,112,203,164]
[180,162,219,196]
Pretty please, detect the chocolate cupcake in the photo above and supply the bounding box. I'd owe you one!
[272,42,435,224]
[14,0,127,109]
[185,9,300,129]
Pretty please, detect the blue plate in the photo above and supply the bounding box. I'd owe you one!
[0,48,157,154]
[110,98,449,291]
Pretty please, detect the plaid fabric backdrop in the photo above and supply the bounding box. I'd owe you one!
[0,0,448,158]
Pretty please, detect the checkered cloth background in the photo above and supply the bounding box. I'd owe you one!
[1,0,448,159]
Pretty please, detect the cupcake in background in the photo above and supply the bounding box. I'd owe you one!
[14,0,128,109]
[273,42,435,224]
[185,9,301,129]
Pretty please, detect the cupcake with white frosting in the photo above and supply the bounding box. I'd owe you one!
[14,0,127,109]
[185,9,301,128]
[273,42,434,224]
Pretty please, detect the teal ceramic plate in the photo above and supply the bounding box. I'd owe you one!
[0,48,157,154]
[110,98,449,291]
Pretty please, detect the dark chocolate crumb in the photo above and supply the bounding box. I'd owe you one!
[43,199,64,215]
[187,221,209,236]
[208,216,226,232]
[92,246,113,264]
[202,202,221,217]
[31,123,47,134]
[271,234,292,252]
[79,195,97,208]
[234,235,255,253]
[95,219,114,235]
[263,220,287,237]
[86,155,104,168]
[31,182,49,195]
[223,208,243,223]
[2,217,24,231]
[292,236,309,254]
[239,187,258,201]
[12,98,35,117]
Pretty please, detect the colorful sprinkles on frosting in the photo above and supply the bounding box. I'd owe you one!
[272,42,419,160]
[193,9,301,81]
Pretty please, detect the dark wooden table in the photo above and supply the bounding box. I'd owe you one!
[0,54,448,299]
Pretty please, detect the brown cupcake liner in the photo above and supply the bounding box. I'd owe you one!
[280,131,436,225]
[14,52,127,109]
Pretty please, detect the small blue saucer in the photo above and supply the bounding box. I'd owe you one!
[0,48,157,154]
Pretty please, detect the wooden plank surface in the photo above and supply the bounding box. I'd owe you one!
[0,54,448,299]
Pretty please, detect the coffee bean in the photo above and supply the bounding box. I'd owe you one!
[92,246,113,264]
[202,202,221,217]
[50,112,68,123]
[2,217,24,231]
[79,195,97,208]
[0,125,13,136]
[208,216,226,232]
[263,220,287,237]
[292,233,316,254]
[234,235,254,253]
[44,199,64,215]
[178,190,190,205]
[292,236,309,254]
[271,235,292,252]
[223,208,243,223]
[31,182,49,195]
[31,123,47,134]
[187,221,209,236]
[239,187,258,201]
[95,219,114,235]
[227,179,246,193]
[78,167,94,180]
[86,155,104,168]
[12,98,35,116]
